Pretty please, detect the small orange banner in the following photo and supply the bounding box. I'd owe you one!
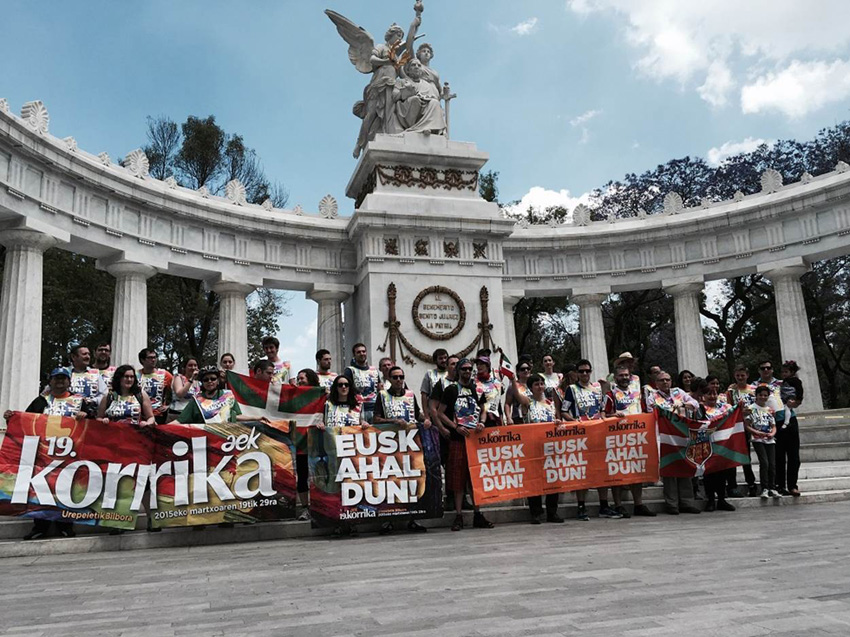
[465,414,659,505]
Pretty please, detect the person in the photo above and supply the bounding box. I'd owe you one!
[67,344,107,417]
[776,360,804,497]
[608,352,640,392]
[706,375,738,497]
[93,342,116,390]
[676,369,695,394]
[219,352,236,389]
[645,371,702,515]
[315,349,337,393]
[378,356,394,391]
[475,356,503,427]
[699,382,737,513]
[394,58,447,136]
[641,365,661,409]
[420,348,448,422]
[541,354,562,397]
[4,368,85,540]
[561,359,622,521]
[262,336,291,384]
[137,348,173,424]
[728,364,758,496]
[98,364,155,427]
[746,385,782,499]
[705,375,728,405]
[293,368,321,520]
[170,357,200,420]
[603,365,656,517]
[176,366,264,425]
[252,359,276,382]
[754,359,783,404]
[373,366,431,534]
[435,358,494,532]
[429,354,469,510]
[317,375,366,537]
[524,373,564,524]
[342,343,382,424]
[505,361,532,425]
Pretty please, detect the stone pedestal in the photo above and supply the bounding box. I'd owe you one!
[308,284,354,374]
[760,259,824,412]
[572,291,610,379]
[105,260,157,368]
[664,278,709,377]
[213,281,255,372]
[0,229,57,416]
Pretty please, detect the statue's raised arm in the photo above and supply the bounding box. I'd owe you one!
[325,10,377,74]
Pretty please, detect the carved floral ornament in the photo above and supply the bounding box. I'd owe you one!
[414,239,429,256]
[376,165,479,192]
[319,194,338,218]
[123,149,150,179]
[443,240,459,258]
[384,237,399,255]
[225,179,247,205]
[21,100,49,135]
[760,168,783,193]
[0,98,9,114]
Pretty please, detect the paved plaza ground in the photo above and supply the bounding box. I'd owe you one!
[2,501,850,636]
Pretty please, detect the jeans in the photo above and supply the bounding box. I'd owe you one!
[742,432,757,487]
[775,417,801,491]
[752,441,776,491]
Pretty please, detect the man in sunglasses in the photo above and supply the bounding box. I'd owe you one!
[561,359,623,521]
[436,358,494,531]
[753,360,783,410]
[374,366,431,534]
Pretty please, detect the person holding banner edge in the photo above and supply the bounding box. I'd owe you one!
[373,365,431,534]
[436,358,495,532]
[97,365,155,427]
[524,373,565,524]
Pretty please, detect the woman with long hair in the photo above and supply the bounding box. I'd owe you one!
[293,368,322,520]
[170,357,200,420]
[97,364,155,427]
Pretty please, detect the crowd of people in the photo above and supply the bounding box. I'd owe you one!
[2,337,807,540]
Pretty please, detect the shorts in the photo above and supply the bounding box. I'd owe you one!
[446,438,470,493]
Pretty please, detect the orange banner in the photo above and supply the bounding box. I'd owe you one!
[465,414,659,505]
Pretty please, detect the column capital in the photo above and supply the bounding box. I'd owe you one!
[663,276,704,298]
[758,257,809,281]
[103,259,157,280]
[307,283,354,303]
[212,280,255,298]
[571,292,608,307]
[503,293,523,308]
[0,228,57,252]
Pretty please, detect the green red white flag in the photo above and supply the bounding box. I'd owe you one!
[657,405,749,477]
[226,371,326,428]
[498,350,514,380]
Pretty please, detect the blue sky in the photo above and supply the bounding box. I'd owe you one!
[4,0,850,371]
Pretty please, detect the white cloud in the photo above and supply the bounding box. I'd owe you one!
[277,316,317,372]
[741,59,850,118]
[706,137,773,167]
[506,186,591,219]
[566,0,850,115]
[570,109,601,127]
[511,17,539,36]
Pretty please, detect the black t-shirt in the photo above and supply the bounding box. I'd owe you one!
[440,382,486,441]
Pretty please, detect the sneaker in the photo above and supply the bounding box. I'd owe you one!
[546,513,565,524]
[530,513,544,525]
[790,489,801,498]
[297,509,311,522]
[760,489,769,499]
[679,505,701,514]
[406,520,428,533]
[633,504,656,517]
[716,499,736,512]
[472,512,494,529]
[23,530,47,541]
[614,505,631,519]
[769,489,783,498]
[576,505,590,521]
[598,506,624,519]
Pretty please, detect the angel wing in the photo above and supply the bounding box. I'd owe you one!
[325,10,376,74]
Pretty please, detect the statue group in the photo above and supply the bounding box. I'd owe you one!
[326,1,454,158]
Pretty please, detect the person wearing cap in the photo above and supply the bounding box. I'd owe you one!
[176,366,265,425]
[137,348,173,424]
[4,367,86,540]
[607,352,641,391]
[436,358,494,531]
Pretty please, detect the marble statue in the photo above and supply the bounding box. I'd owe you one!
[326,1,451,157]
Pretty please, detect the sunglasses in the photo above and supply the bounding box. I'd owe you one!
[391,375,405,380]
[518,367,530,372]
[337,382,350,388]
[459,367,473,372]
[578,369,591,373]
[760,366,772,370]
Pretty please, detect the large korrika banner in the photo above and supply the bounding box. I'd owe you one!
[657,406,749,477]
[0,412,297,529]
[465,415,660,505]
[307,423,443,526]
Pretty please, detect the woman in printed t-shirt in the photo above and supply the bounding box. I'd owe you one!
[524,373,564,525]
[170,357,200,420]
[318,375,366,537]
[746,384,782,499]
[176,367,265,425]
[97,365,155,427]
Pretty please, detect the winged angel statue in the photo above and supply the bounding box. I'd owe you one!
[326,2,448,158]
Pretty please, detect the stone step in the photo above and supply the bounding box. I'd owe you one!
[1,487,847,559]
[800,424,850,443]
[800,442,850,462]
[796,409,850,427]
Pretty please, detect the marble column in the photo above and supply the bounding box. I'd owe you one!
[0,228,57,417]
[572,292,609,379]
[759,260,824,412]
[502,295,522,363]
[105,260,157,368]
[663,278,709,377]
[213,281,254,372]
[307,284,353,374]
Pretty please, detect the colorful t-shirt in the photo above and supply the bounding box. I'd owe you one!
[728,383,756,407]
[476,376,502,419]
[748,404,776,444]
[526,397,556,423]
[562,383,603,420]
[376,389,419,425]
[104,392,142,426]
[42,393,84,417]
[267,359,291,384]
[317,372,337,393]
[97,366,116,393]
[324,402,362,429]
[345,365,382,408]
[170,374,200,413]
[69,368,106,405]
[177,390,240,425]
[604,385,643,415]
[138,368,173,416]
